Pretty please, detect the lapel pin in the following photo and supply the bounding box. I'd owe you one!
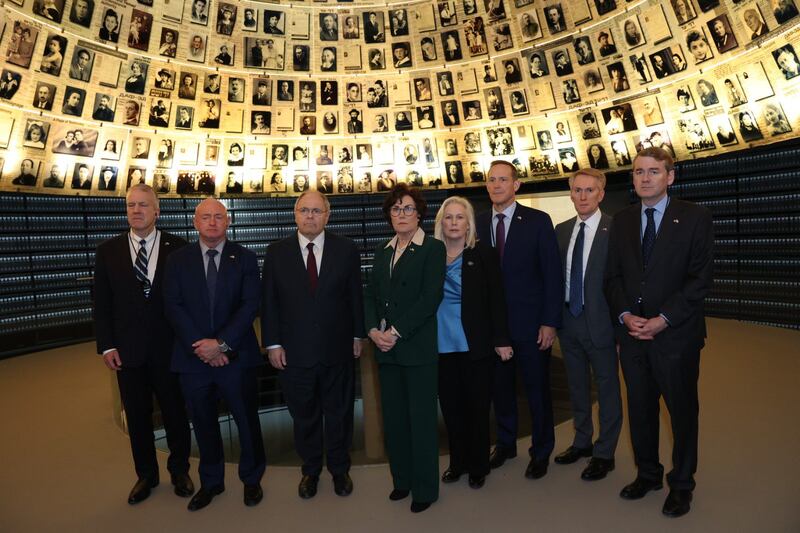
[516,215,522,220]
[229,255,235,259]
[164,242,171,246]
[601,227,608,231]
[467,260,474,266]
[673,219,679,223]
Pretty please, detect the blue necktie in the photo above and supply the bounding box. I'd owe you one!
[569,222,585,317]
[206,249,218,312]
[642,208,656,269]
[134,238,151,298]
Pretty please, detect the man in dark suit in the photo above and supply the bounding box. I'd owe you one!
[605,147,713,518]
[164,198,266,511]
[554,169,622,481]
[476,160,563,479]
[93,183,194,505]
[261,190,365,499]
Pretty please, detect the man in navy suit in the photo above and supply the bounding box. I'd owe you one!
[93,183,193,505]
[261,190,365,500]
[476,160,563,479]
[164,198,266,511]
[554,169,622,481]
[605,147,713,518]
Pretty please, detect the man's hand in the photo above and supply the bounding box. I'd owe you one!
[208,353,230,367]
[368,329,397,352]
[268,347,287,370]
[103,349,122,370]
[353,339,364,359]
[495,346,513,361]
[538,325,557,350]
[624,314,667,340]
[192,338,221,362]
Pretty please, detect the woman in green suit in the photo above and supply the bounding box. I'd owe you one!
[365,183,446,513]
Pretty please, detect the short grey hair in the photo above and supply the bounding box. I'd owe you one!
[126,183,159,209]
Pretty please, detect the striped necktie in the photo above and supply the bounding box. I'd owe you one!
[134,239,151,298]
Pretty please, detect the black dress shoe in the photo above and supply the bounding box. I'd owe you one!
[389,489,410,501]
[187,485,224,511]
[489,447,517,469]
[581,458,615,481]
[524,458,549,479]
[441,468,462,483]
[171,472,195,497]
[619,477,663,500]
[128,477,158,505]
[662,489,692,517]
[410,501,431,513]
[298,475,319,499]
[333,473,353,496]
[554,446,593,465]
[468,475,485,489]
[244,483,263,507]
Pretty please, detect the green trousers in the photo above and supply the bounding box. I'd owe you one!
[378,362,439,503]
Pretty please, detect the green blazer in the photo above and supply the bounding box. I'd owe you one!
[364,234,446,366]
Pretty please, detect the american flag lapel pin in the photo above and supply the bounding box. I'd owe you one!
[516,215,522,220]
[673,219,679,224]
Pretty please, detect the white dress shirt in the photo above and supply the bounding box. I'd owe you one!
[564,209,601,301]
[490,201,517,247]
[128,228,160,283]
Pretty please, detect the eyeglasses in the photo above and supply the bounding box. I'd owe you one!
[296,207,327,217]
[390,205,417,217]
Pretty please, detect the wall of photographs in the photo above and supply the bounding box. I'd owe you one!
[0,0,799,197]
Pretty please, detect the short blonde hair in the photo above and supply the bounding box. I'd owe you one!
[126,183,159,209]
[569,167,607,189]
[434,196,477,249]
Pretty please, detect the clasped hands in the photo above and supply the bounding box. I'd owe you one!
[622,314,667,341]
[369,328,397,352]
[193,338,229,367]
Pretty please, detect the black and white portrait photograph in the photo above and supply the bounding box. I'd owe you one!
[191,0,210,25]
[510,89,530,114]
[0,70,22,100]
[708,14,738,54]
[70,163,93,190]
[601,103,637,133]
[319,13,339,41]
[442,30,463,61]
[124,61,147,94]
[343,16,360,39]
[438,2,458,27]
[320,47,337,71]
[158,28,178,57]
[491,22,514,52]
[574,36,595,65]
[544,4,566,34]
[527,50,549,78]
[773,44,800,80]
[670,0,696,25]
[580,111,601,139]
[485,86,506,120]
[463,100,482,120]
[127,9,152,51]
[40,34,67,76]
[198,100,220,128]
[773,0,799,23]
[558,147,579,172]
[91,94,115,122]
[6,22,38,69]
[587,143,609,169]
[187,34,207,63]
[437,71,455,96]
[214,44,234,66]
[464,17,488,56]
[395,111,413,131]
[242,8,258,31]
[228,77,245,103]
[562,79,580,103]
[368,48,386,70]
[441,100,461,126]
[97,166,118,191]
[69,0,94,28]
[392,42,413,68]
[175,106,194,129]
[216,3,237,36]
[68,47,94,82]
[519,11,542,42]
[761,101,792,136]
[42,163,66,189]
[32,82,56,110]
[597,30,617,57]
[552,49,574,76]
[22,120,49,150]
[33,0,65,23]
[61,87,86,117]
[293,45,310,71]
[363,11,386,43]
[264,10,285,34]
[622,15,645,48]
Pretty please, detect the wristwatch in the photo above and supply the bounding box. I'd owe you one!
[217,339,232,354]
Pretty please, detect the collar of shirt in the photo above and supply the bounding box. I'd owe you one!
[492,201,517,222]
[130,228,157,248]
[385,226,425,249]
[640,195,670,234]
[299,230,325,265]
[575,208,602,234]
[199,239,226,270]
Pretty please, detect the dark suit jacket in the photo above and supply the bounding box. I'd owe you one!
[476,203,563,342]
[364,234,445,366]
[556,212,614,348]
[261,232,365,368]
[460,242,511,359]
[604,199,714,354]
[164,240,262,373]
[93,231,187,367]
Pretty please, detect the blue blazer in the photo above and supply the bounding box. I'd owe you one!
[476,203,563,342]
[164,240,262,373]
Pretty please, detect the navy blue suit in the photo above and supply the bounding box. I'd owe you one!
[476,203,563,461]
[164,240,265,489]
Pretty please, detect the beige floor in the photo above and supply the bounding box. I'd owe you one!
[0,318,798,533]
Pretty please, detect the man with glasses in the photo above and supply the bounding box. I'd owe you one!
[261,190,365,500]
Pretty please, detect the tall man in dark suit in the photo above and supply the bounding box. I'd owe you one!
[93,183,194,505]
[164,198,266,511]
[261,190,365,499]
[554,169,622,481]
[476,160,563,479]
[605,147,713,518]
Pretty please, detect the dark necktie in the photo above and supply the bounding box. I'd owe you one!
[206,249,218,311]
[642,208,656,269]
[569,222,585,317]
[134,238,151,298]
[495,213,506,261]
[306,242,318,294]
